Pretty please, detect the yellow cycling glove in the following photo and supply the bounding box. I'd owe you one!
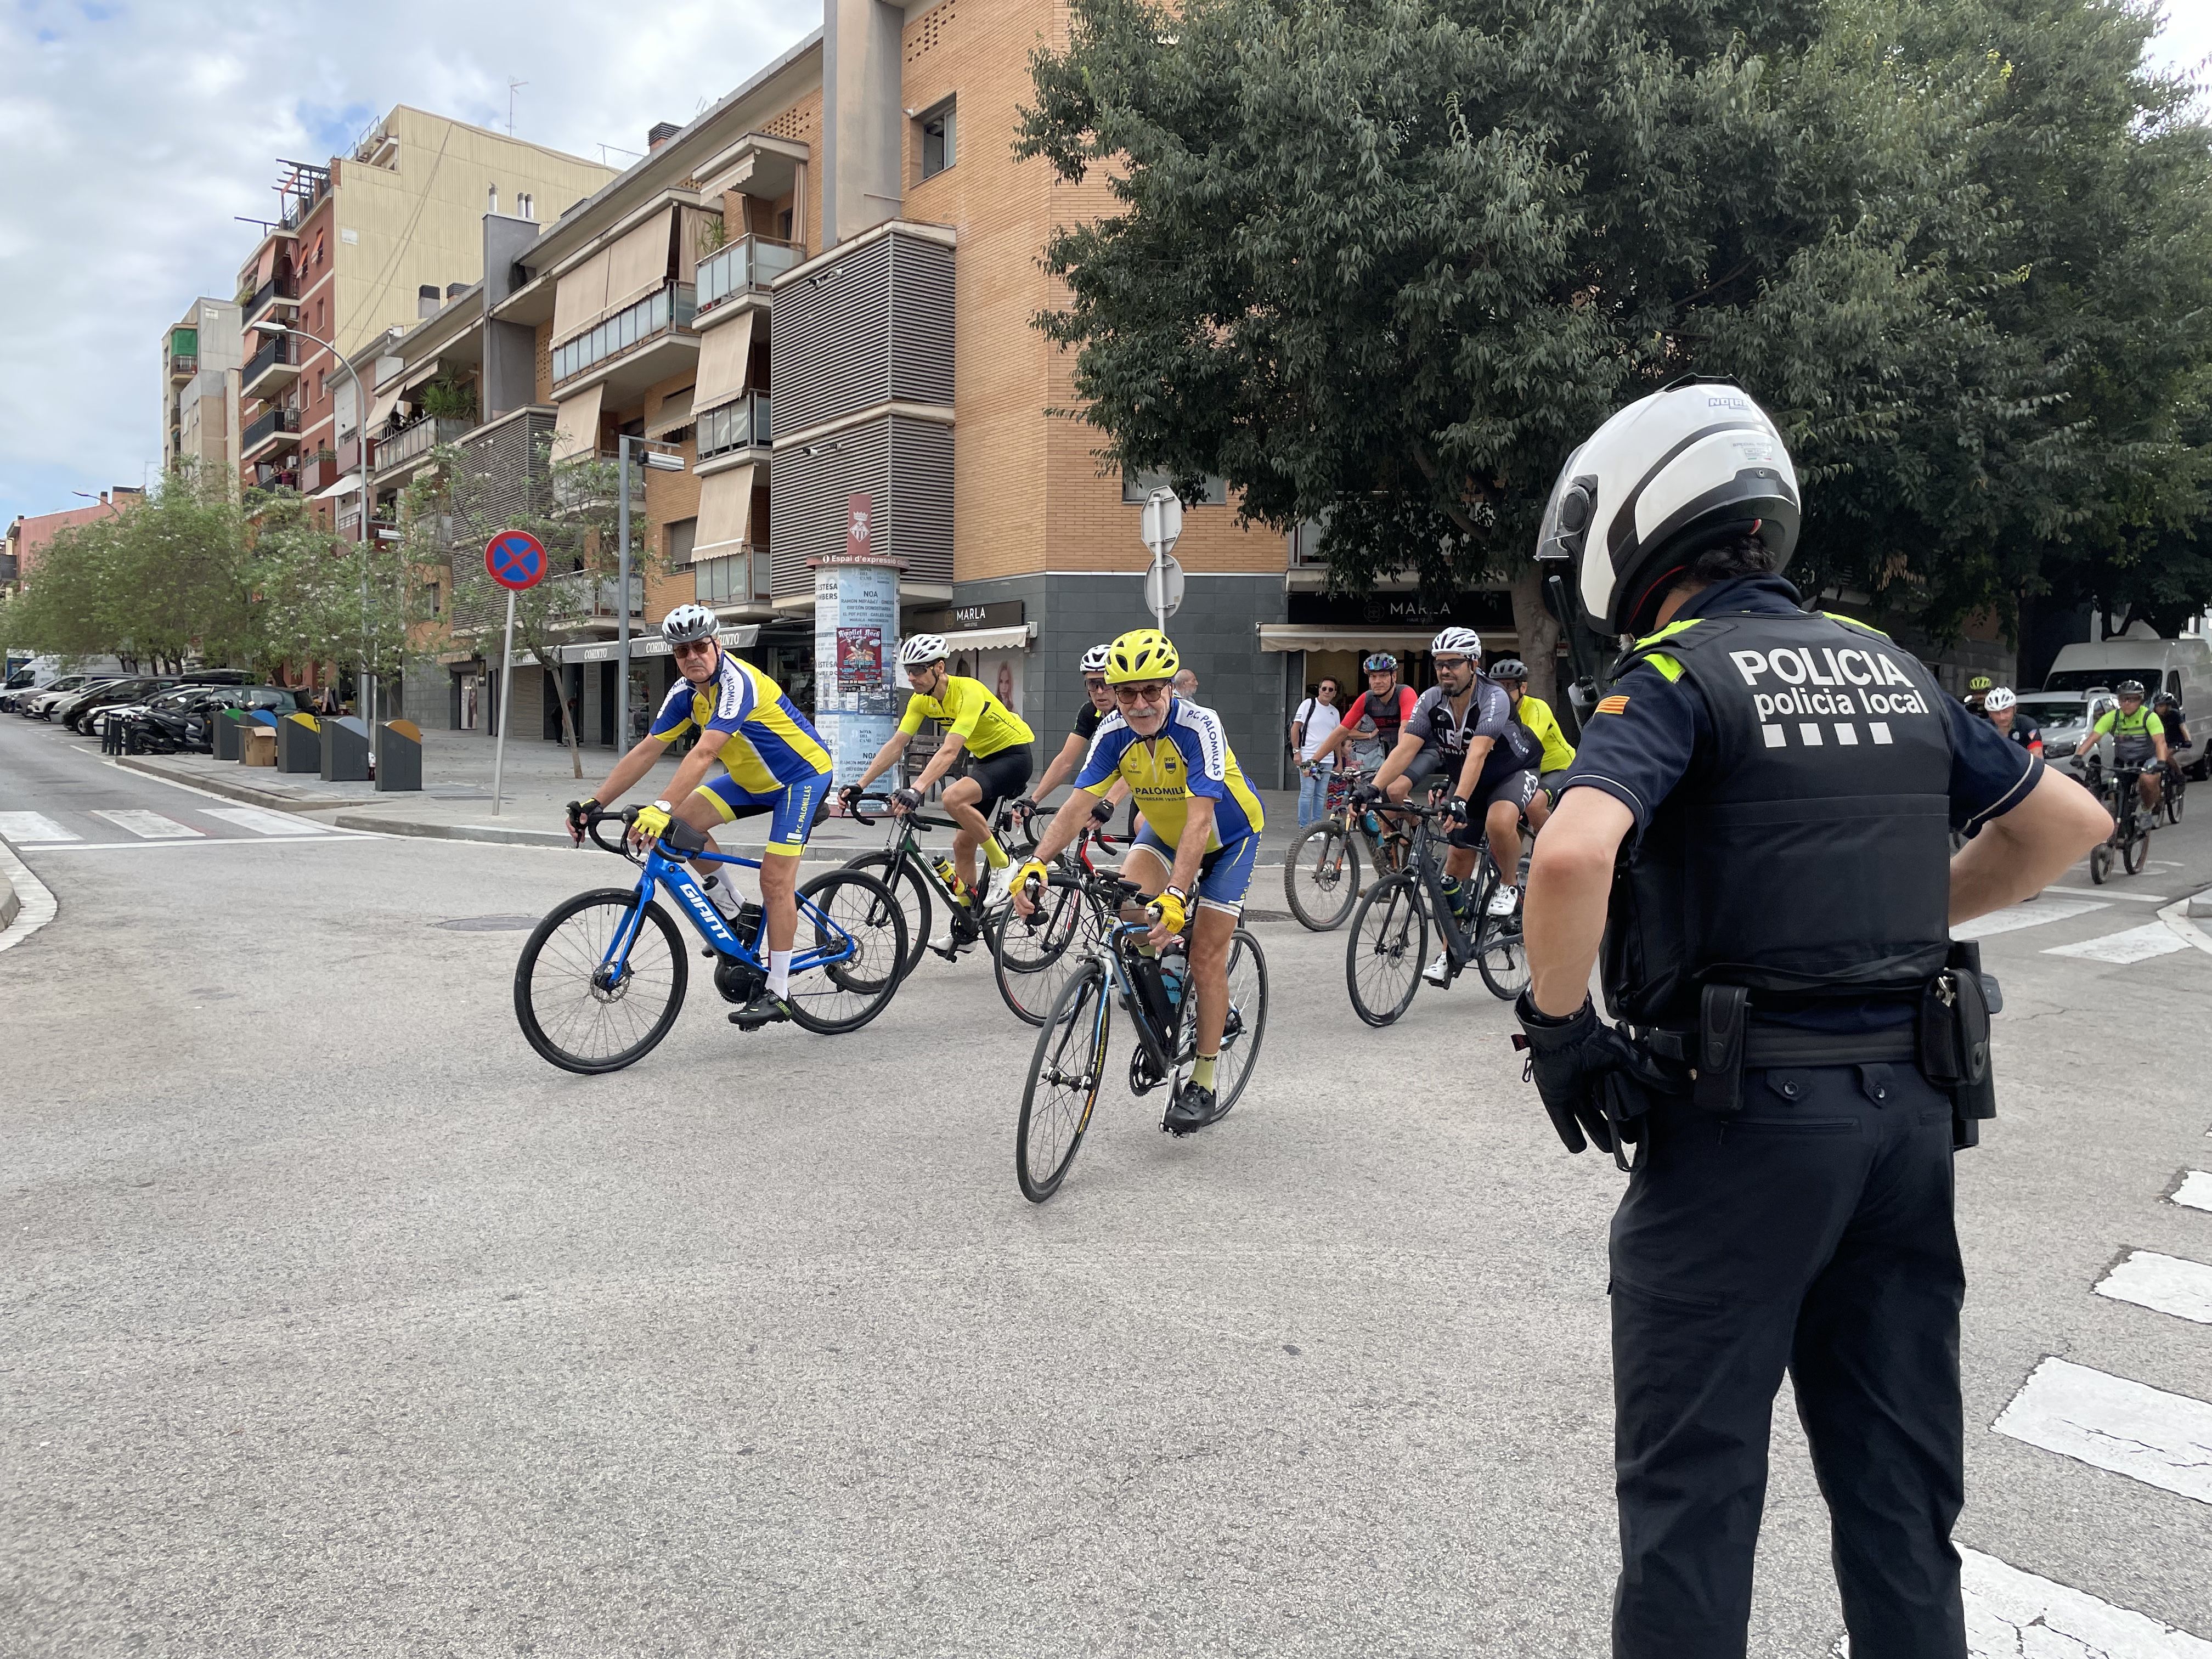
[1150,885,1189,936]
[631,800,674,842]
[1013,858,1050,898]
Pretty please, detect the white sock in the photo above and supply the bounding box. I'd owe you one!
[766,948,793,998]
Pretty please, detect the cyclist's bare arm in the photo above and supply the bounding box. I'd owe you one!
[1949,768,2115,923]
[588,732,672,806]
[1453,734,1497,802]
[1032,731,1087,800]
[1029,788,1104,866]
[1369,729,1427,794]
[849,729,913,796]
[910,730,969,797]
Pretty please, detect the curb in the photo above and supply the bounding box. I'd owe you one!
[112,755,376,814]
[1,870,17,932]
[333,814,570,848]
[0,842,58,954]
[2157,886,2212,957]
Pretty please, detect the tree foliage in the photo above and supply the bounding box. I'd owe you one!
[1018,0,2212,642]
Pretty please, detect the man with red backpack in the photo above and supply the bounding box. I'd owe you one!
[1307,652,1419,790]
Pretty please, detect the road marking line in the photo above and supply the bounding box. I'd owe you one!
[91,809,204,839]
[1953,898,2107,940]
[200,806,327,837]
[1993,1357,2212,1505]
[1834,1546,2212,1655]
[0,841,59,953]
[2045,885,2168,903]
[2044,922,2192,964]
[2096,1250,2212,1325]
[32,837,358,851]
[0,811,80,843]
[2157,891,2212,960]
[2174,1172,2212,1214]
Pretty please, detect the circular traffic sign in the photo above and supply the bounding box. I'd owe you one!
[484,530,548,591]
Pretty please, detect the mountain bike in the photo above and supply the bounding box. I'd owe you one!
[842,793,1026,979]
[992,817,1126,1025]
[1014,870,1269,1202]
[1281,768,1415,931]
[514,807,908,1073]
[2085,760,2157,883]
[2160,751,2186,824]
[1345,799,1530,1023]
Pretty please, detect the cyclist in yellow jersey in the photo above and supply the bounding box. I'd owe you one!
[1013,628,1262,1135]
[2073,679,2171,819]
[842,634,1036,941]
[1486,657,1576,830]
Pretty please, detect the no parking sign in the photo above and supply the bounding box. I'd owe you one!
[484,529,548,591]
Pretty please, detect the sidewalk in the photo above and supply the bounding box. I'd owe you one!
[116,728,1304,858]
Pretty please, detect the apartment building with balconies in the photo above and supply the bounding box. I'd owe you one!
[161,297,242,483]
[230,109,613,505]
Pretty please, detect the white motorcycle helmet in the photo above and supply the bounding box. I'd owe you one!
[1537,379,1801,637]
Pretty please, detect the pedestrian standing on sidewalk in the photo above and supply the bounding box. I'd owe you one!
[1514,382,2109,1659]
[1291,679,1342,827]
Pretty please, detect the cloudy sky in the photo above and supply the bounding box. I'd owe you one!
[2,0,2209,531]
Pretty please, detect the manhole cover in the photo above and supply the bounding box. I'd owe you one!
[432,916,540,932]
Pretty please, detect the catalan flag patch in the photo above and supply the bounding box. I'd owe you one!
[1596,695,1630,716]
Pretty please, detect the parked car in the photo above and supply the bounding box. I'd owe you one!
[58,678,171,732]
[93,683,206,741]
[19,674,122,719]
[115,685,297,754]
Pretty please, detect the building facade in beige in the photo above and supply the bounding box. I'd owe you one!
[161,297,241,483]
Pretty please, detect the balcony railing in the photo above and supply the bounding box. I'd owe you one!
[548,571,643,622]
[242,406,301,452]
[696,393,771,460]
[243,272,298,317]
[336,504,396,539]
[243,334,293,387]
[696,235,804,314]
[168,353,199,380]
[551,453,647,513]
[693,546,772,608]
[375,415,471,473]
[551,281,696,386]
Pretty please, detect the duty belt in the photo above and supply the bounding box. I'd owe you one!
[1639,1024,1918,1070]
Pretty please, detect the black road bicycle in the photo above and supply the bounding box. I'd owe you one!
[842,793,1034,979]
[1013,869,1269,1202]
[2086,760,2160,882]
[1280,768,1414,932]
[991,819,1126,1025]
[1345,798,1531,1023]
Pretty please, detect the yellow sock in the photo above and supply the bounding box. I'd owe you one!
[981,837,1008,870]
[1192,1054,1218,1090]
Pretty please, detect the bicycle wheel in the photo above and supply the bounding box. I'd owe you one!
[2089,841,2112,884]
[844,849,930,982]
[515,888,689,1074]
[1283,821,1362,932]
[1346,874,1426,1028]
[2124,819,2152,876]
[1015,963,1111,1203]
[784,869,910,1034]
[1197,927,1269,1113]
[994,873,1091,1026]
[1475,911,1531,1001]
[2164,779,2183,824]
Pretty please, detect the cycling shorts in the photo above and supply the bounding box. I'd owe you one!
[1126,824,1260,918]
[693,769,831,856]
[1408,751,1538,848]
[1539,769,1571,803]
[961,744,1034,818]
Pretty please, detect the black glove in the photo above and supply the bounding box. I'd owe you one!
[837,783,864,815]
[565,798,594,845]
[889,786,923,815]
[1447,795,1470,825]
[1351,782,1384,809]
[1008,796,1036,815]
[1513,990,1671,1163]
[1090,796,1116,825]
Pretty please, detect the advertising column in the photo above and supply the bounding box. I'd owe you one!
[811,492,904,784]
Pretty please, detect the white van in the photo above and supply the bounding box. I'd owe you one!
[2032,625,2211,776]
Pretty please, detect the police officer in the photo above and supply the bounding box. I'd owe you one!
[1511,381,2111,1659]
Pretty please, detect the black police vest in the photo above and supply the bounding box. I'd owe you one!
[1603,610,1955,1028]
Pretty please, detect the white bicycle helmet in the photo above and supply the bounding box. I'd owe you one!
[1431,626,1483,657]
[1537,378,1801,636]
[1079,642,1112,674]
[661,603,718,645]
[898,633,949,668]
[1983,686,2017,714]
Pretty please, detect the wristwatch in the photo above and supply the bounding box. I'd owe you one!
[652,799,673,812]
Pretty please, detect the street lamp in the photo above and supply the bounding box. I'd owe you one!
[615,434,687,746]
[253,319,375,738]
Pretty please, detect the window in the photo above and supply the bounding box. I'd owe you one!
[778,207,794,240]
[1122,469,1228,505]
[667,516,698,568]
[919,100,956,179]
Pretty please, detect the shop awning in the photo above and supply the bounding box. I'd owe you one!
[557,626,758,664]
[938,624,1034,652]
[1257,624,1518,653]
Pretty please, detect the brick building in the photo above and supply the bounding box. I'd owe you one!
[368,3,1523,780]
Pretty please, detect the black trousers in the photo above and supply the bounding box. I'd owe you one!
[1608,1061,1967,1659]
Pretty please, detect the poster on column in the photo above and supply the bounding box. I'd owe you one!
[836,627,884,691]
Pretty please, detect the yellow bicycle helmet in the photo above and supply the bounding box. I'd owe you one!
[1105,628,1180,685]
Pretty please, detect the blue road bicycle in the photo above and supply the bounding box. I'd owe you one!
[514,806,909,1073]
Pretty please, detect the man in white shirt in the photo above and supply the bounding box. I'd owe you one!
[1291,677,1344,826]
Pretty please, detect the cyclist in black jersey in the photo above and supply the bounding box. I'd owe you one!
[1982,687,2041,757]
[2154,691,2192,765]
[1024,642,1130,814]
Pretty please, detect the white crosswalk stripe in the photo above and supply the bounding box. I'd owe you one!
[1953,898,2108,940]
[2095,1251,2212,1326]
[91,809,204,839]
[0,811,79,843]
[1992,1358,2212,1505]
[199,806,325,837]
[1836,1548,2212,1656]
[2173,1172,2212,1214]
[2044,922,2193,964]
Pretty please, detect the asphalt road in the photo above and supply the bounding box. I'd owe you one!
[4,715,2209,1657]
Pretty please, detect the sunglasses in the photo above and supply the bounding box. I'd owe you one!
[672,639,716,658]
[1112,682,1171,705]
[1084,677,1108,692]
[1433,656,1473,672]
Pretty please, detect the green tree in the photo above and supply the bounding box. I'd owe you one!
[400,441,664,777]
[247,486,437,702]
[1019,0,2212,648]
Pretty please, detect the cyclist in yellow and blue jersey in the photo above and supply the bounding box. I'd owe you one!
[841,634,1038,950]
[567,604,831,1026]
[1013,628,1263,1136]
